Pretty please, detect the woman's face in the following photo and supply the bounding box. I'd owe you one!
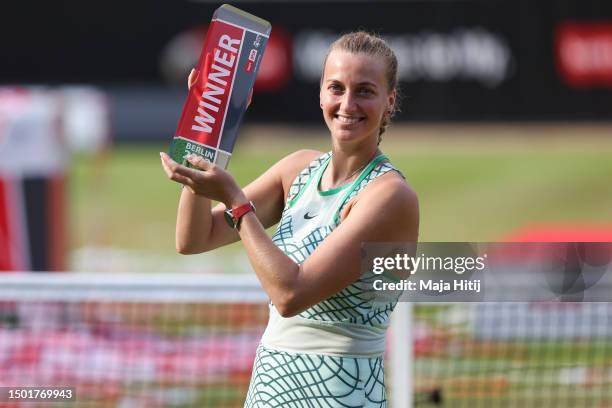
[320,50,395,146]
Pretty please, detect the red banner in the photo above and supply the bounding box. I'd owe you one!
[556,22,612,88]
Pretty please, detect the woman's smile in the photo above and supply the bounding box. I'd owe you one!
[334,113,365,125]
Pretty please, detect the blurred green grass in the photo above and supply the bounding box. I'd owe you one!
[68,124,612,259]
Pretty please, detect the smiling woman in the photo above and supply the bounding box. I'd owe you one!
[320,33,399,150]
[160,31,419,407]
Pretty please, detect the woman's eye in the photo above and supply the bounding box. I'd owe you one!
[328,84,342,92]
[359,88,374,95]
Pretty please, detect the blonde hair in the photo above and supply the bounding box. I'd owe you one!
[322,31,400,141]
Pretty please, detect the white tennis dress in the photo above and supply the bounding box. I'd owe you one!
[244,151,403,408]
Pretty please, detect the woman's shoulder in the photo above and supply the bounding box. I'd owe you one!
[276,149,325,184]
[281,149,325,164]
[259,149,324,203]
[281,149,326,165]
[346,171,419,241]
[356,167,418,213]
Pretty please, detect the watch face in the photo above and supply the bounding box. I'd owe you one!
[224,209,236,228]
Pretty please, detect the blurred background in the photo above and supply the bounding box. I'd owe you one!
[1,1,612,407]
[1,0,612,273]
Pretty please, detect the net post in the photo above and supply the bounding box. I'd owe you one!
[390,301,413,408]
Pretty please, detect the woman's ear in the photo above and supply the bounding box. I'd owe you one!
[387,89,397,115]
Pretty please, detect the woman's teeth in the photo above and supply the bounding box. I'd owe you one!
[336,116,361,124]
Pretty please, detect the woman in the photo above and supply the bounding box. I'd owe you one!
[161,31,418,407]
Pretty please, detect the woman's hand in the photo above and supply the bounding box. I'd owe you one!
[160,152,247,207]
[188,68,199,90]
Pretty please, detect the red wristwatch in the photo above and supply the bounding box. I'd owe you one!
[224,201,256,229]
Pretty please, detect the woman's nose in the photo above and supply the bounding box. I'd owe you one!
[339,91,357,113]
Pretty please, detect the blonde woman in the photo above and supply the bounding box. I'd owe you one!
[161,31,418,407]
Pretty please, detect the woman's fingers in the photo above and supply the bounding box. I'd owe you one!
[160,152,176,177]
[188,68,200,90]
[161,152,231,202]
[185,154,212,171]
[171,162,203,181]
[160,152,201,185]
[171,172,194,186]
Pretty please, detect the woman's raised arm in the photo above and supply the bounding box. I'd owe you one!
[160,149,320,254]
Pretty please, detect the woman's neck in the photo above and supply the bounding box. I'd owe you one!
[322,143,381,190]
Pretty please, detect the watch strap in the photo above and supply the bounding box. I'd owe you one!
[224,201,256,229]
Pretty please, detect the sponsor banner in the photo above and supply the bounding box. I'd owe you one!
[556,22,612,88]
[3,1,612,132]
[294,29,513,88]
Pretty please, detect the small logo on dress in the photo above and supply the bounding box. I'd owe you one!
[304,212,317,220]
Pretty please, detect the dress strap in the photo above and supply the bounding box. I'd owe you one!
[332,154,394,225]
[286,152,331,209]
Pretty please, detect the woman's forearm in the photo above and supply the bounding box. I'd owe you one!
[175,187,214,253]
[237,211,300,316]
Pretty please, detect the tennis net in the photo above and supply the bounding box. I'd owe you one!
[410,302,612,407]
[0,273,268,407]
[0,273,611,407]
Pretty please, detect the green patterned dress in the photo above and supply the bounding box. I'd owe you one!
[244,152,402,408]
